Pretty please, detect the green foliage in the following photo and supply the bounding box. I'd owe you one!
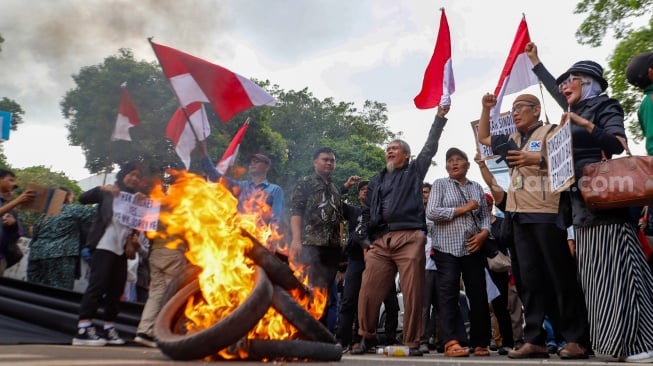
[0,97,24,128]
[13,166,82,234]
[61,48,181,176]
[606,24,653,140]
[574,0,652,47]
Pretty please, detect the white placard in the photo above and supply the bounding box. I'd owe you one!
[546,121,575,193]
[471,111,517,159]
[471,120,496,159]
[112,191,161,232]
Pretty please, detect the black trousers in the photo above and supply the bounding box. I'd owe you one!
[78,249,128,322]
[488,269,514,347]
[435,251,490,348]
[512,221,589,345]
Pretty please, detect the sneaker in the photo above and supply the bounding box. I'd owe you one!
[104,327,125,345]
[134,333,157,348]
[625,351,653,363]
[72,326,107,346]
[418,343,430,354]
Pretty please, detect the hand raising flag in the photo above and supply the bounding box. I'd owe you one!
[216,118,250,174]
[491,15,538,123]
[111,82,139,141]
[150,40,276,123]
[414,8,455,109]
[166,102,211,169]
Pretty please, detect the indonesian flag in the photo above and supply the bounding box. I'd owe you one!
[150,40,276,123]
[491,16,538,123]
[216,118,250,174]
[166,102,211,169]
[111,82,139,141]
[414,8,455,109]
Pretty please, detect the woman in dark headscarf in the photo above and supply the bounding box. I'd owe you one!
[72,161,145,347]
[527,43,653,363]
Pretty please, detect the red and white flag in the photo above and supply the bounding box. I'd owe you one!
[165,102,211,169]
[111,82,139,141]
[491,16,538,123]
[216,118,250,174]
[150,40,276,123]
[414,8,455,109]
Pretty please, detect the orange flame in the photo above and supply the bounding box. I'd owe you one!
[150,170,328,359]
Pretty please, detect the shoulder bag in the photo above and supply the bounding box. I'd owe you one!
[580,136,653,210]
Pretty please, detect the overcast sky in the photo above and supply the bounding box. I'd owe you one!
[0,0,640,185]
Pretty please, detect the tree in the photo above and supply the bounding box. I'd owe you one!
[575,1,653,140]
[63,50,394,197]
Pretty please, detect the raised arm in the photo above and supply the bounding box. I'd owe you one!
[478,94,496,146]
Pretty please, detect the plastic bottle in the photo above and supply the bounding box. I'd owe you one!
[383,345,410,357]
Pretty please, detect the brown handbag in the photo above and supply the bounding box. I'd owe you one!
[580,136,653,210]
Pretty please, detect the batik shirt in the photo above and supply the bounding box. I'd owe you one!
[290,174,343,248]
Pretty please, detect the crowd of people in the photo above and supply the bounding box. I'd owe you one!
[1,44,653,362]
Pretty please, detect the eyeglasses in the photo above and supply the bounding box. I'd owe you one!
[511,103,536,113]
[558,75,584,90]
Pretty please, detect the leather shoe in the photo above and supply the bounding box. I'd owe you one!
[559,342,588,359]
[350,337,377,355]
[508,343,549,359]
[408,348,423,357]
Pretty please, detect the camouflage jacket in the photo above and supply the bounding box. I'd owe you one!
[290,174,343,248]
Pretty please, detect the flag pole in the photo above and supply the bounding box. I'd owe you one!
[148,37,201,143]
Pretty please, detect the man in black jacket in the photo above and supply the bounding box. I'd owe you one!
[351,105,449,356]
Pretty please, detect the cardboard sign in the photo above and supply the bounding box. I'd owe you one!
[19,184,67,215]
[546,121,575,193]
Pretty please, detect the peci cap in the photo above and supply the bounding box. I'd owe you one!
[249,153,271,165]
[626,52,653,89]
[556,60,608,91]
[513,94,540,106]
[445,147,468,162]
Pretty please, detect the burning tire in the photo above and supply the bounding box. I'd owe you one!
[247,339,343,361]
[160,264,202,308]
[154,266,273,361]
[242,230,310,298]
[270,285,336,343]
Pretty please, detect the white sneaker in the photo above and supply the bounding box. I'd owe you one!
[625,351,653,363]
[72,326,107,346]
[104,327,125,345]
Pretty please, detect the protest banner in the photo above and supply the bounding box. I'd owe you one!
[470,120,496,159]
[546,121,575,192]
[112,191,161,232]
[19,184,66,216]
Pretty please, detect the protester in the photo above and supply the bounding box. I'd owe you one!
[336,180,399,352]
[27,188,96,290]
[73,161,145,347]
[478,92,590,359]
[427,147,491,358]
[473,153,525,350]
[626,52,653,154]
[133,220,188,348]
[0,169,35,275]
[198,140,284,230]
[290,148,355,327]
[482,192,514,355]
[527,42,653,363]
[351,105,449,356]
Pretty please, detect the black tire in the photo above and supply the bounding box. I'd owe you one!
[242,229,310,298]
[159,264,202,308]
[271,285,336,343]
[247,339,343,361]
[154,266,273,361]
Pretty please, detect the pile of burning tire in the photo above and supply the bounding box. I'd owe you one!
[153,235,342,362]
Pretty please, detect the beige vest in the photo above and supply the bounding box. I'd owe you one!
[505,124,559,214]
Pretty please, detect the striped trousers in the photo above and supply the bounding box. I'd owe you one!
[576,223,653,357]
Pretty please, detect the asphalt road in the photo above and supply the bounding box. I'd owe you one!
[0,344,630,366]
